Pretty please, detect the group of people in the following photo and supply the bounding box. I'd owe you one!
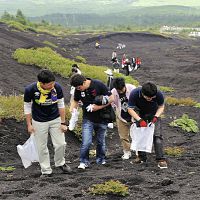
[23,65,167,177]
[111,51,142,76]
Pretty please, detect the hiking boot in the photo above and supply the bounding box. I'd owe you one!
[122,151,131,160]
[40,173,52,178]
[78,163,88,170]
[59,164,72,174]
[131,156,146,164]
[158,160,168,169]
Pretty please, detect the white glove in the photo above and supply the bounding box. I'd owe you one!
[86,104,94,112]
[102,96,109,105]
[107,123,114,129]
[68,108,79,131]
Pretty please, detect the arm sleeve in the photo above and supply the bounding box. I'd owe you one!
[57,98,65,108]
[74,89,81,102]
[100,82,110,96]
[24,102,32,114]
[55,83,64,99]
[24,87,32,103]
[157,91,164,106]
[128,90,137,109]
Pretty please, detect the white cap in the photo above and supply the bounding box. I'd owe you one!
[104,69,113,76]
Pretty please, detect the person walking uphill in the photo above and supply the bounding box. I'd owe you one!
[111,78,136,160]
[70,74,114,170]
[24,69,72,177]
[128,82,168,169]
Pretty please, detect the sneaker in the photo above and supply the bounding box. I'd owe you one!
[131,156,146,164]
[158,160,168,169]
[40,174,52,178]
[101,161,106,165]
[78,163,88,170]
[59,164,72,174]
[122,151,131,160]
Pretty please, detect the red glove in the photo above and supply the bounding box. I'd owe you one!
[151,116,158,124]
[137,119,147,127]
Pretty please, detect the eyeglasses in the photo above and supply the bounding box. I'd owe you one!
[142,94,156,101]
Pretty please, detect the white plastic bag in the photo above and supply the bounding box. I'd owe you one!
[68,108,79,131]
[130,123,155,153]
[17,134,39,168]
[128,65,133,72]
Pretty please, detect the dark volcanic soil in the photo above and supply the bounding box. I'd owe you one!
[1,22,200,200]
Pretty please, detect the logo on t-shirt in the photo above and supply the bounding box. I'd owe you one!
[81,92,85,97]
[34,92,40,97]
[91,89,97,96]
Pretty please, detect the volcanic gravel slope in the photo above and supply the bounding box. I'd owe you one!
[1,23,200,200]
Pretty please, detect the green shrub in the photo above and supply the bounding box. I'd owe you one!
[194,103,200,108]
[7,21,26,31]
[169,114,199,133]
[159,86,174,93]
[0,95,83,139]
[0,166,15,171]
[0,95,24,121]
[43,40,58,48]
[164,146,185,157]
[165,96,198,107]
[89,180,129,196]
[13,47,139,86]
[75,55,86,63]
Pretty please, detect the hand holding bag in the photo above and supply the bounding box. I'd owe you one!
[130,123,155,153]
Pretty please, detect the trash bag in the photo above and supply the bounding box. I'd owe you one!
[130,123,155,153]
[17,134,39,168]
[128,65,133,72]
[68,108,79,131]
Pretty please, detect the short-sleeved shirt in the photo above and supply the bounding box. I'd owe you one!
[119,92,131,122]
[74,79,110,123]
[24,82,63,122]
[128,87,164,119]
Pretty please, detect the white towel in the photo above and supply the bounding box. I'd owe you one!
[130,123,155,153]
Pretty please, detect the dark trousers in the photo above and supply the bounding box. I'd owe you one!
[124,65,129,76]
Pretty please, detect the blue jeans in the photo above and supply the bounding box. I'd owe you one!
[80,119,107,165]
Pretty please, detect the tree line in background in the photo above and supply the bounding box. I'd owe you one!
[1,9,200,34]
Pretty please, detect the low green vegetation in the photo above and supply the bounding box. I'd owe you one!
[165,96,199,107]
[43,40,58,48]
[75,55,86,63]
[13,47,139,86]
[0,10,73,36]
[159,86,174,93]
[89,180,129,196]
[0,95,83,138]
[164,146,185,157]
[0,166,15,171]
[169,114,199,133]
[0,95,24,121]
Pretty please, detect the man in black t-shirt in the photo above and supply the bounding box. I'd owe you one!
[24,69,72,177]
[70,74,114,169]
